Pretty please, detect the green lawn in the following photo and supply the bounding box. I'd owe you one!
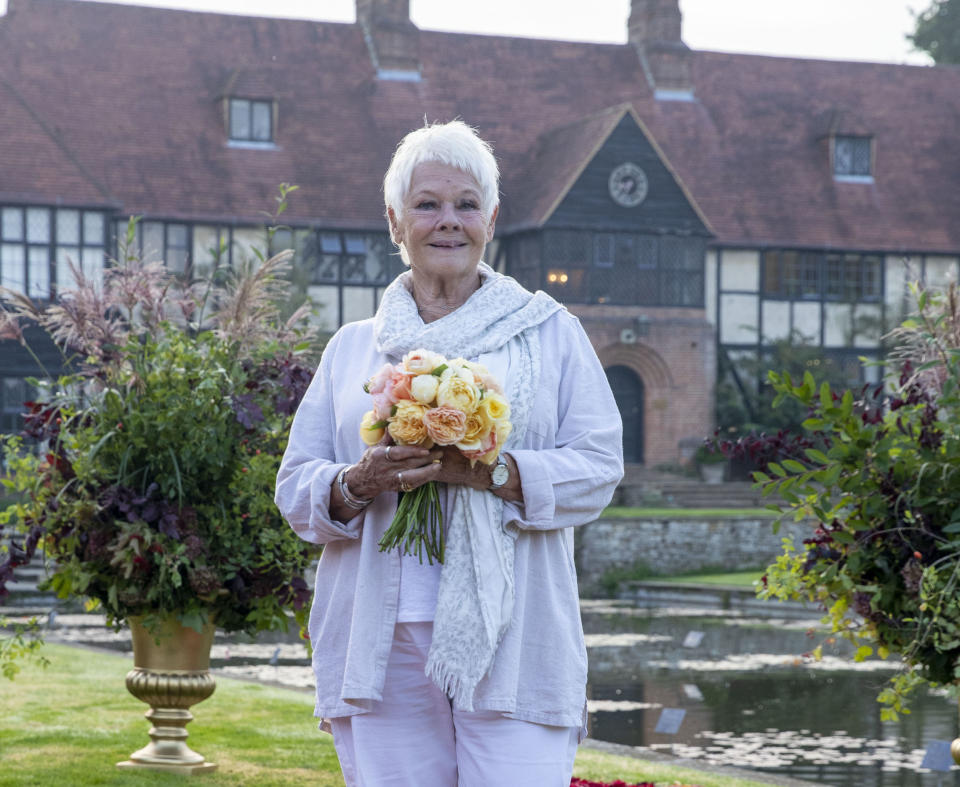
[602,507,776,519]
[0,643,784,787]
[653,570,765,588]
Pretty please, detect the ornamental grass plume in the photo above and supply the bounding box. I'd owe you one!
[0,211,322,640]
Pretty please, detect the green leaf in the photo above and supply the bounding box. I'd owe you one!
[431,364,448,377]
[782,459,806,473]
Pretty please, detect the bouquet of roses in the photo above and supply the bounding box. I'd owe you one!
[359,349,512,564]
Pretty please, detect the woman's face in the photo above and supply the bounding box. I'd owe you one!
[388,161,498,281]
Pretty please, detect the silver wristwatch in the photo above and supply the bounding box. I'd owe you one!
[490,454,510,489]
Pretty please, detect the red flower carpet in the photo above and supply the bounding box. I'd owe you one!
[570,780,701,787]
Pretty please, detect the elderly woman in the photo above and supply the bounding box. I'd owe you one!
[275,120,623,786]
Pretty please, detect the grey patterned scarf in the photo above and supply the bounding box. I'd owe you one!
[374,262,561,710]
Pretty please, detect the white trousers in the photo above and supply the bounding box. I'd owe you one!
[330,622,579,787]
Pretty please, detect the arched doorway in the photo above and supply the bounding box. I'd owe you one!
[605,365,644,464]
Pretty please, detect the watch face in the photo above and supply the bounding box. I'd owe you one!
[608,162,649,208]
[491,463,510,487]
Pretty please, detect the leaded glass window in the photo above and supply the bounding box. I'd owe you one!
[229,98,273,143]
[834,136,872,178]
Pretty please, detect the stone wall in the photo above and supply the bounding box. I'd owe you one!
[574,515,811,593]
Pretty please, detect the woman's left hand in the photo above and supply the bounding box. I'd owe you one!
[434,447,523,502]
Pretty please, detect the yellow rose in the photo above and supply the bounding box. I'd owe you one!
[479,392,510,423]
[423,406,468,446]
[477,420,512,465]
[410,374,440,404]
[388,400,430,445]
[436,376,480,414]
[359,410,385,446]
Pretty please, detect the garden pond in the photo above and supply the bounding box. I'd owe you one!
[18,591,960,787]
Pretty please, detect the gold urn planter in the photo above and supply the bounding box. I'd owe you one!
[117,615,218,774]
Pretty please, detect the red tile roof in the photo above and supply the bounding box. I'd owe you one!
[2,0,959,253]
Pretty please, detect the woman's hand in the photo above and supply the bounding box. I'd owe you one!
[434,447,523,502]
[346,439,444,499]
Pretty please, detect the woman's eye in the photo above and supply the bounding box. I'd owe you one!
[459,200,479,211]
[415,200,437,210]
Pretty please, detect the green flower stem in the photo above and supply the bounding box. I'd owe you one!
[378,481,444,564]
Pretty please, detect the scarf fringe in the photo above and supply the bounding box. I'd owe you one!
[424,654,479,712]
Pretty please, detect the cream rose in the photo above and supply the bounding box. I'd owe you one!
[387,400,430,445]
[423,406,468,446]
[436,376,480,414]
[410,374,440,404]
[359,410,385,446]
[402,349,445,376]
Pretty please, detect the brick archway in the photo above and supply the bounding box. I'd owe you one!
[598,343,672,464]
[598,343,673,391]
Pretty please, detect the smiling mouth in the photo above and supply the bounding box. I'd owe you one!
[429,242,467,249]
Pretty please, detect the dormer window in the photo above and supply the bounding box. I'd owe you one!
[833,135,872,180]
[228,98,273,144]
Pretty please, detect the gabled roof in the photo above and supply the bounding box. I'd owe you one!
[1,0,959,254]
[504,103,712,234]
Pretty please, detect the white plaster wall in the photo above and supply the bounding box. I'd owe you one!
[308,285,339,332]
[853,303,882,348]
[342,285,375,324]
[705,249,717,326]
[720,293,758,343]
[230,227,264,267]
[824,302,853,347]
[792,301,821,343]
[720,249,760,292]
[884,254,916,320]
[926,256,959,290]
[761,300,790,342]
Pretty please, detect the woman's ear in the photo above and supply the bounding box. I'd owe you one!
[485,205,499,242]
[387,207,403,245]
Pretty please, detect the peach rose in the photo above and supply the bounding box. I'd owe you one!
[372,392,393,421]
[402,349,445,375]
[364,363,395,395]
[478,373,503,395]
[423,406,468,446]
[359,410,385,446]
[389,368,413,402]
[387,400,430,445]
[410,373,440,404]
[436,376,480,414]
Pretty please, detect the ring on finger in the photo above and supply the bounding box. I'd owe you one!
[385,445,394,461]
[397,471,410,493]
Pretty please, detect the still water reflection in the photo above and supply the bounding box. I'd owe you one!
[581,599,960,787]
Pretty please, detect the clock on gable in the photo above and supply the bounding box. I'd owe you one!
[608,162,649,208]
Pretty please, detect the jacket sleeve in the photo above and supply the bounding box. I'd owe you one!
[274,332,366,545]
[502,313,624,531]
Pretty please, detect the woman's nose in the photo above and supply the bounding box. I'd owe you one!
[437,203,460,230]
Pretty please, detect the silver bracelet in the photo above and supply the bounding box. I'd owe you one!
[337,466,373,510]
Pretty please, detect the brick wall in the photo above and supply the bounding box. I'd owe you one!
[571,304,715,465]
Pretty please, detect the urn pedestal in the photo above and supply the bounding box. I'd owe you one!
[116,616,218,774]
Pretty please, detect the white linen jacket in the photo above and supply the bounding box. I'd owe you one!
[275,307,624,732]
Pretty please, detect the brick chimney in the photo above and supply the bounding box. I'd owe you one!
[356,0,421,80]
[628,0,693,99]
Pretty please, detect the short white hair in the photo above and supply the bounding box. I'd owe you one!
[383,120,500,223]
